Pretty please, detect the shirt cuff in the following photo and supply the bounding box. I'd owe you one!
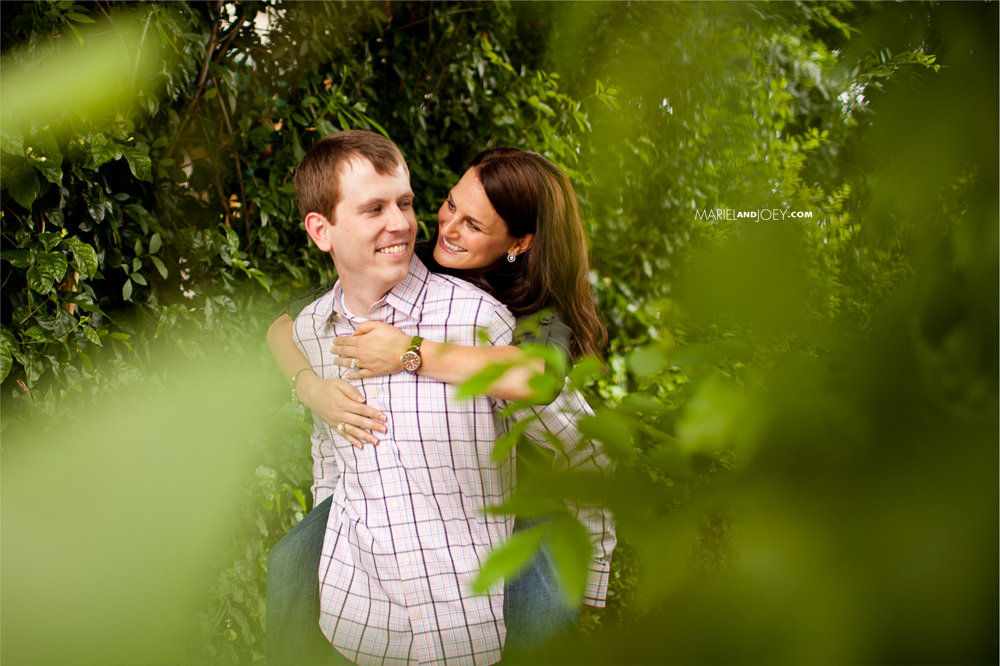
[583,559,611,607]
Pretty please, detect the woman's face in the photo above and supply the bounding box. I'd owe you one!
[434,168,529,271]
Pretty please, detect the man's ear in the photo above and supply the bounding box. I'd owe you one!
[304,212,334,252]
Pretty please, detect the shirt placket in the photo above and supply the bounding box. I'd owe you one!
[361,304,439,664]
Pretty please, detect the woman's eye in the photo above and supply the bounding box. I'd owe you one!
[447,199,456,212]
[466,220,480,232]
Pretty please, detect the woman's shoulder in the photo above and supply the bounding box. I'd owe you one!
[513,308,572,357]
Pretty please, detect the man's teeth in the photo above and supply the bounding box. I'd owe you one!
[442,238,466,252]
[377,244,407,255]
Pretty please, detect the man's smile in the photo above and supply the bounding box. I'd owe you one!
[376,243,408,255]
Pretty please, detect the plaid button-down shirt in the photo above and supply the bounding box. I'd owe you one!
[293,256,615,666]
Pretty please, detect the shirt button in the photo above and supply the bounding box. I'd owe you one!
[370,388,379,397]
[391,501,399,509]
[403,556,411,564]
[411,610,422,619]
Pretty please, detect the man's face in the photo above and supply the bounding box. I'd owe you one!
[313,156,417,302]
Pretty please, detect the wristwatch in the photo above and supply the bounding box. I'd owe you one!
[401,336,423,373]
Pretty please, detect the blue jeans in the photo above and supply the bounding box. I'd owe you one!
[266,499,576,665]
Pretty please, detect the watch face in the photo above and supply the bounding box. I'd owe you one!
[402,350,421,372]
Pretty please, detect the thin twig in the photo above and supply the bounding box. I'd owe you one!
[164,0,224,162]
[94,0,112,21]
[131,7,154,89]
[195,0,225,92]
[213,3,246,61]
[385,7,481,35]
[212,75,250,242]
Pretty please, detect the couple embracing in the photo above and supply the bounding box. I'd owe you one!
[266,130,616,665]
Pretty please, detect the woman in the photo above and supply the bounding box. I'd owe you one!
[266,148,610,665]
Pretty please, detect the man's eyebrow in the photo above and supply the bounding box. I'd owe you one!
[357,192,414,211]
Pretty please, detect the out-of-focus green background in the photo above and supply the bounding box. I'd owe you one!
[1,2,995,664]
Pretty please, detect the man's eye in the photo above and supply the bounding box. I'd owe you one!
[400,200,412,210]
[369,206,382,214]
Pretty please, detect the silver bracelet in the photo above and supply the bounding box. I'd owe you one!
[291,368,316,406]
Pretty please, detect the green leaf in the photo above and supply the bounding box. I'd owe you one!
[148,233,162,254]
[65,12,96,23]
[130,272,147,286]
[150,255,168,279]
[492,413,540,462]
[2,250,33,268]
[123,280,133,301]
[0,333,13,382]
[470,524,548,594]
[316,119,337,136]
[1,128,24,155]
[64,239,98,278]
[27,266,53,294]
[122,147,152,182]
[675,376,747,455]
[82,324,102,347]
[28,133,63,185]
[548,513,592,607]
[5,165,40,209]
[568,356,604,392]
[89,133,120,168]
[627,346,665,377]
[456,362,514,399]
[38,231,63,252]
[27,253,68,295]
[203,87,218,100]
[577,408,636,461]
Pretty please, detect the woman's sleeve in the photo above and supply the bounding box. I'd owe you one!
[283,280,337,320]
[514,390,617,606]
[512,309,572,360]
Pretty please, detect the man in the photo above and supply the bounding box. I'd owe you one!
[288,131,613,665]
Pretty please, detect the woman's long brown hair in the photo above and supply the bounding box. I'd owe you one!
[451,148,607,359]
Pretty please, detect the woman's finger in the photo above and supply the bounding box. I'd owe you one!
[344,420,381,445]
[343,411,387,436]
[331,345,358,358]
[332,356,359,368]
[344,369,374,381]
[345,432,364,449]
[333,335,360,347]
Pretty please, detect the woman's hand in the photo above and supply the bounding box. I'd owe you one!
[331,320,411,379]
[297,372,387,449]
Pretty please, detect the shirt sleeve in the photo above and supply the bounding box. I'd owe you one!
[310,422,340,507]
[513,390,617,607]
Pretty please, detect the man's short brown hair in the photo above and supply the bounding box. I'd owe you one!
[294,130,406,223]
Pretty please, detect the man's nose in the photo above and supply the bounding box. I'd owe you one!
[386,204,411,232]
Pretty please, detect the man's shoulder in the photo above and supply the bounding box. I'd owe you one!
[424,272,508,314]
[293,286,337,337]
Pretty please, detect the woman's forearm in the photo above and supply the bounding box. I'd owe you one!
[418,341,544,401]
[267,314,313,386]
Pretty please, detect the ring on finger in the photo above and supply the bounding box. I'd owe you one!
[336,422,346,433]
[350,358,357,371]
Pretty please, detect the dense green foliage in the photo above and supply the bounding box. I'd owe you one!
[2,2,996,664]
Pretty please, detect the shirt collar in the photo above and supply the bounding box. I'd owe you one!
[323,253,430,329]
